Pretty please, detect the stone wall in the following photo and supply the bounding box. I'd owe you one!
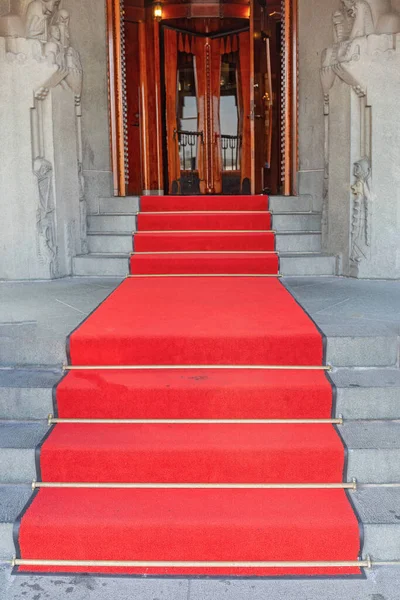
[61,0,113,210]
[297,0,337,210]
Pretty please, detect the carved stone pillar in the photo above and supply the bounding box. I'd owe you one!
[0,0,87,279]
[321,1,400,279]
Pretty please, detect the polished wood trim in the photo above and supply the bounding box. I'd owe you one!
[139,20,150,191]
[291,0,299,195]
[161,3,249,20]
[282,0,298,196]
[124,5,145,22]
[153,20,164,189]
[106,0,126,196]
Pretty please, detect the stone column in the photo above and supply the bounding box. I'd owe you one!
[0,0,87,279]
[321,1,400,279]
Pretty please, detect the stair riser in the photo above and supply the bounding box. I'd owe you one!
[1,383,399,421]
[272,214,321,232]
[280,256,337,276]
[269,196,312,212]
[72,256,127,277]
[87,234,321,254]
[88,215,136,233]
[88,235,132,253]
[0,520,399,562]
[0,388,53,420]
[1,444,399,484]
[276,234,321,253]
[336,387,400,420]
[1,333,397,368]
[98,197,139,215]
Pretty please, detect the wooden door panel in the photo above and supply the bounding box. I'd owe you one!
[164,28,180,193]
[238,31,251,193]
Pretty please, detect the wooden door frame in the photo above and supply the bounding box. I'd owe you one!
[281,0,298,195]
[106,0,298,196]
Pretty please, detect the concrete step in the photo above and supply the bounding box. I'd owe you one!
[88,214,137,233]
[0,421,48,483]
[272,212,321,232]
[341,421,400,482]
[280,253,337,276]
[0,369,60,420]
[269,195,313,212]
[88,232,132,253]
[97,196,140,215]
[2,420,400,484]
[75,251,335,277]
[72,254,128,277]
[88,231,322,254]
[276,232,321,252]
[0,367,398,423]
[0,484,399,562]
[333,368,400,420]
[92,195,311,216]
[87,212,321,235]
[0,484,32,558]
[0,367,398,424]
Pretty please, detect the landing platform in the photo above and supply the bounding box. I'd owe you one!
[1,276,398,367]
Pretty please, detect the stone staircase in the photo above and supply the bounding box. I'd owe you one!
[1,194,399,596]
[1,316,400,563]
[72,195,337,277]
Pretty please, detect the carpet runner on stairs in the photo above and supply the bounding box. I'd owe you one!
[15,194,362,577]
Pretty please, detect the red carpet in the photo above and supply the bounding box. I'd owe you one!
[17,194,362,577]
[134,231,276,252]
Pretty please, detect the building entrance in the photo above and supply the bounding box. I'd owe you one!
[164,26,250,195]
[107,0,297,197]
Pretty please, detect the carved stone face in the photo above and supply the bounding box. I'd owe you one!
[49,24,60,41]
[333,10,345,24]
[342,0,356,17]
[353,158,370,180]
[57,9,69,24]
[41,0,58,16]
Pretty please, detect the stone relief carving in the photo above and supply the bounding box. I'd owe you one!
[0,0,87,267]
[320,0,400,267]
[321,0,400,98]
[350,157,374,274]
[34,157,58,277]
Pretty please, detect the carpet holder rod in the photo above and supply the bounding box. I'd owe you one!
[63,364,332,371]
[140,211,272,215]
[32,481,357,490]
[30,481,400,491]
[12,557,399,569]
[48,416,343,425]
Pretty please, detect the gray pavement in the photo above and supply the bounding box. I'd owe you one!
[1,563,400,600]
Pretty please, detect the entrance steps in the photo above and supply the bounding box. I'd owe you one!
[73,195,337,277]
[0,275,399,589]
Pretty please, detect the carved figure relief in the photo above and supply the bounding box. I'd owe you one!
[25,0,56,41]
[321,0,400,98]
[33,157,58,277]
[0,0,87,274]
[350,157,373,274]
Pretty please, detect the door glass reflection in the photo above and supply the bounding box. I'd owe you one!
[220,57,240,171]
[177,53,199,173]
